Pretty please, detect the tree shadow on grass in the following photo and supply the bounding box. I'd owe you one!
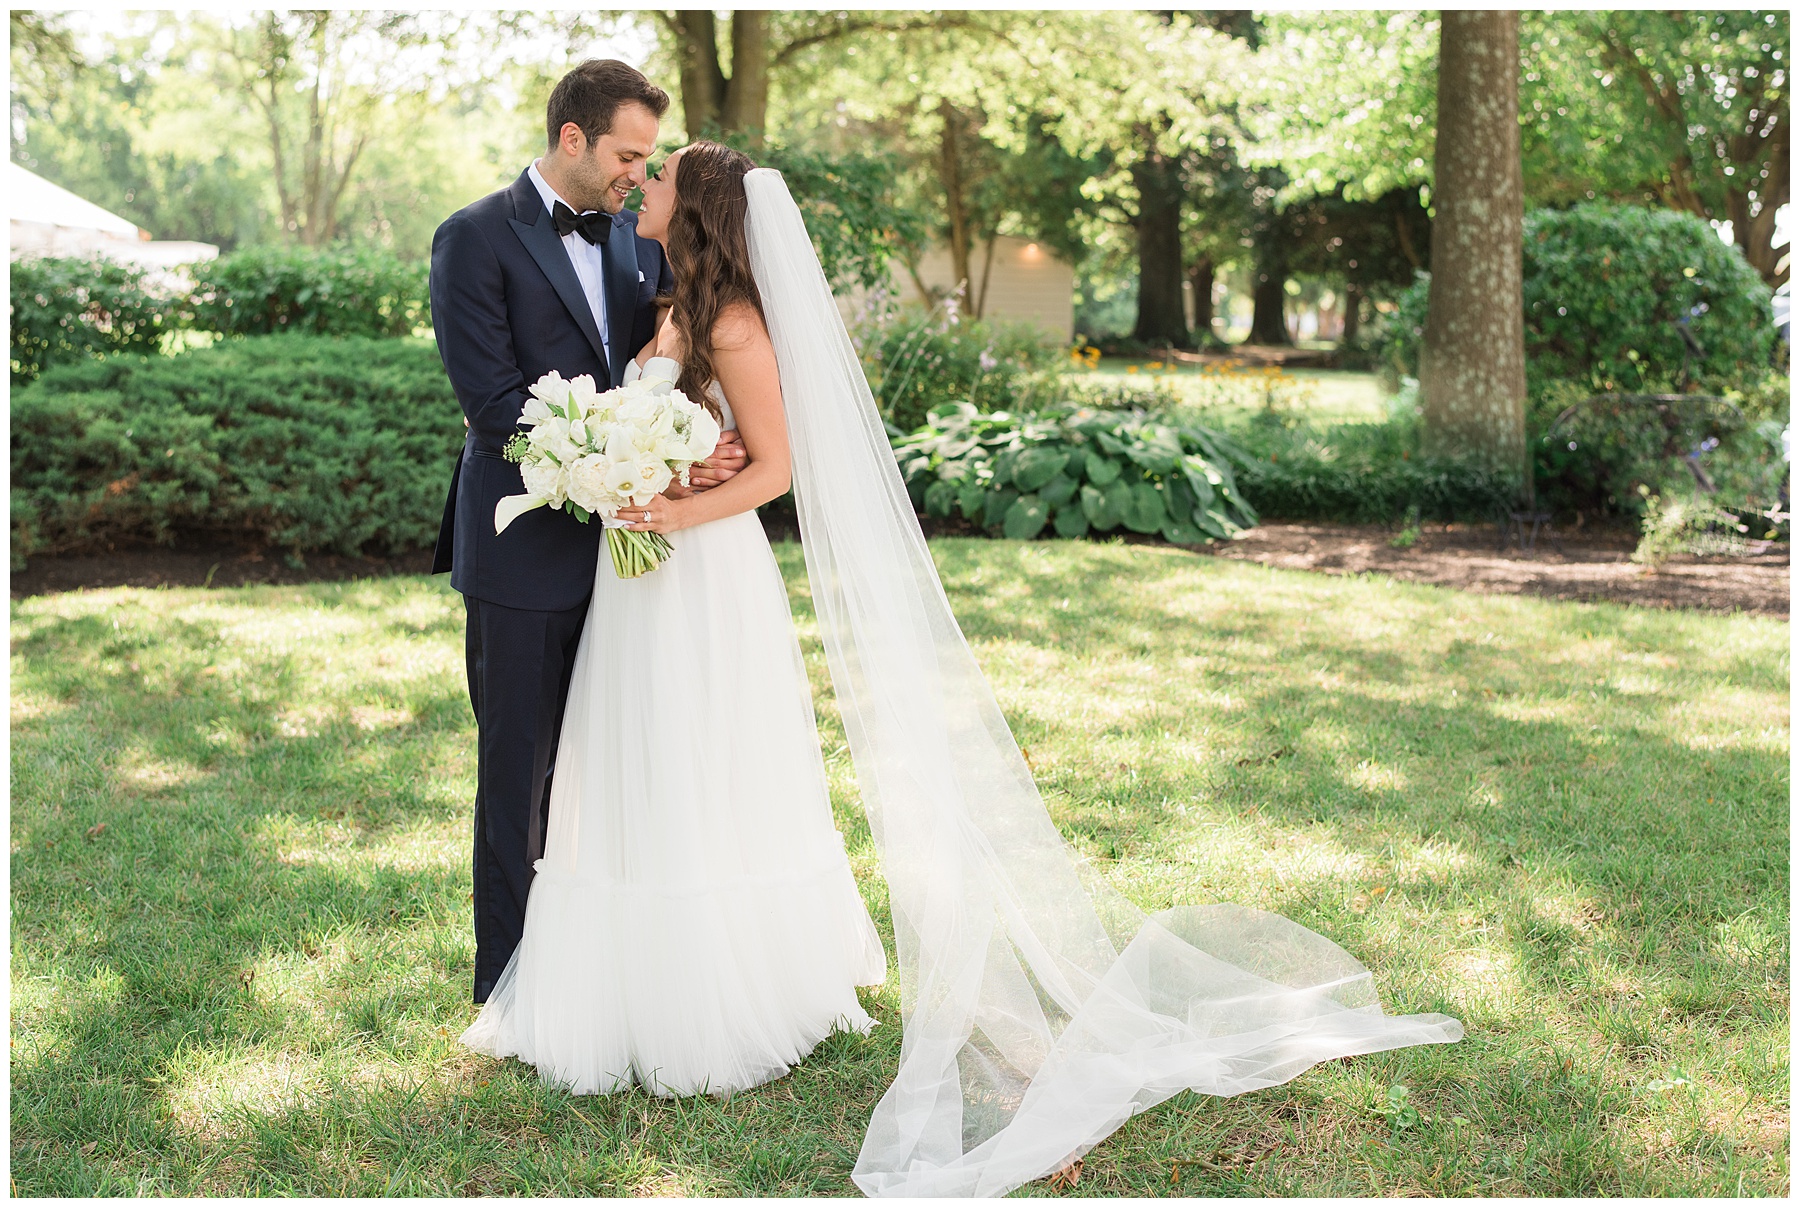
[12,593,901,1195]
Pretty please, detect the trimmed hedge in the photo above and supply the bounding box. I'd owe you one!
[10,246,430,385]
[188,245,428,338]
[11,335,460,564]
[10,257,186,385]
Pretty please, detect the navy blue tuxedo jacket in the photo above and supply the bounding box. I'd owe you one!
[429,170,672,611]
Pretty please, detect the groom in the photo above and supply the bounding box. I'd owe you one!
[428,60,744,1002]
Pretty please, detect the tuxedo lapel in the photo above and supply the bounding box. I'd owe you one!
[602,215,640,387]
[506,174,608,374]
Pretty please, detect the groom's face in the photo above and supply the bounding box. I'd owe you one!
[564,102,660,215]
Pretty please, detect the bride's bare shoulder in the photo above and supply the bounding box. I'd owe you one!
[711,302,770,353]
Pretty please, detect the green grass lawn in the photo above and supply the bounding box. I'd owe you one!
[11,540,1788,1196]
[1072,364,1390,426]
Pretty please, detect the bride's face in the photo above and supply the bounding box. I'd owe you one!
[634,147,683,243]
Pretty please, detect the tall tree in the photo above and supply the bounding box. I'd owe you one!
[1525,10,1789,286]
[1420,11,1527,488]
[205,11,460,247]
[654,11,962,143]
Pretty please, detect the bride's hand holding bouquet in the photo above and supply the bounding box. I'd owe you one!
[493,368,720,577]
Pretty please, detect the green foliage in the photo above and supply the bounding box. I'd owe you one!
[855,311,1067,433]
[894,401,1258,543]
[1521,205,1776,392]
[10,256,188,385]
[1378,206,1777,396]
[11,336,459,563]
[1630,488,1757,568]
[748,143,928,295]
[190,246,429,338]
[1534,376,1790,526]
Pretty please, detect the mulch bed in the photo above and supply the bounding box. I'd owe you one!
[11,521,1788,617]
[1187,520,1789,617]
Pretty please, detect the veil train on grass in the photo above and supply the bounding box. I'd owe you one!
[745,167,1462,1198]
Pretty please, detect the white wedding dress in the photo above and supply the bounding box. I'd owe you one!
[466,173,1461,1197]
[461,356,887,1097]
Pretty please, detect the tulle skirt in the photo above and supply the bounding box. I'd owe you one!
[461,510,887,1097]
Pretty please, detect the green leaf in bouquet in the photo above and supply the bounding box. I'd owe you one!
[1123,481,1166,533]
[923,479,959,518]
[569,502,591,523]
[1012,446,1071,491]
[1037,471,1079,508]
[958,476,987,520]
[983,486,1019,530]
[1084,451,1122,486]
[1002,494,1050,540]
[1053,502,1090,538]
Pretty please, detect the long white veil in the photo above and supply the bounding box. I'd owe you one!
[742,168,1462,1198]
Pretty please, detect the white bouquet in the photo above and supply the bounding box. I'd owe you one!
[493,369,721,578]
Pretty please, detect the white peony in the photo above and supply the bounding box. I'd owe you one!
[528,371,573,414]
[519,458,568,507]
[566,453,613,514]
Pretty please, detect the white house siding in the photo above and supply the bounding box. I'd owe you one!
[895,235,1074,340]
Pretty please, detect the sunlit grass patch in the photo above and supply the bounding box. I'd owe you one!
[12,541,1788,1196]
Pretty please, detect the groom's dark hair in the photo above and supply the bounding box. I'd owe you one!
[545,60,669,150]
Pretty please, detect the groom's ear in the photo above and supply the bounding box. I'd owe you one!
[552,121,588,159]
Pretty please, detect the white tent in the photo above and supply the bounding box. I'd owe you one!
[9,161,218,267]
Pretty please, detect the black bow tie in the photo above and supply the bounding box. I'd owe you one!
[551,200,610,245]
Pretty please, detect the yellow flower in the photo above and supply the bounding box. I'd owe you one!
[1126,365,1139,374]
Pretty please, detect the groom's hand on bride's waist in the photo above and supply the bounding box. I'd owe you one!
[680,430,747,494]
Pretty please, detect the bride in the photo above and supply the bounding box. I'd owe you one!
[462,141,1462,1197]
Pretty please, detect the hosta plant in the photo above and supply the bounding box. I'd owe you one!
[894,402,1258,544]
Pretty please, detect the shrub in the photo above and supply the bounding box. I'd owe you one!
[10,256,188,385]
[1533,374,1790,527]
[189,245,429,338]
[1377,204,1777,393]
[12,335,460,564]
[855,310,1067,433]
[894,402,1258,543]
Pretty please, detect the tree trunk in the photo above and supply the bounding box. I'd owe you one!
[721,12,769,143]
[1420,10,1527,495]
[938,99,972,301]
[1131,133,1190,347]
[1188,255,1215,337]
[973,233,999,320]
[1342,278,1364,344]
[1247,237,1291,346]
[671,11,726,138]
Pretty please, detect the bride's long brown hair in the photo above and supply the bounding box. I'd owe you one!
[664,141,765,420]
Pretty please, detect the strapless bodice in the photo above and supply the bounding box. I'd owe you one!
[623,356,734,430]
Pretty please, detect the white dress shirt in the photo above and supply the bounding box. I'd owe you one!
[528,159,610,363]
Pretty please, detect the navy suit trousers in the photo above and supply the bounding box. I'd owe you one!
[464,594,589,1001]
